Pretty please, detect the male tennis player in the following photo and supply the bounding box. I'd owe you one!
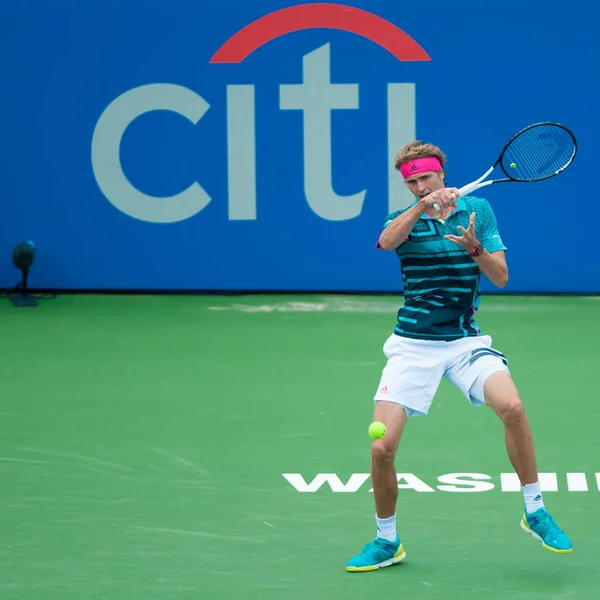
[345,141,572,573]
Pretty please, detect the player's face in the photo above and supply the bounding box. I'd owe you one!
[405,171,445,199]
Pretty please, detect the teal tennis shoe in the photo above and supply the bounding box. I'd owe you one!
[346,535,406,572]
[521,508,573,553]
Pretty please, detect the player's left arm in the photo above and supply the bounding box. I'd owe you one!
[445,203,509,288]
[472,245,508,288]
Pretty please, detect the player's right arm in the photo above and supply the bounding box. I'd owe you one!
[377,187,460,251]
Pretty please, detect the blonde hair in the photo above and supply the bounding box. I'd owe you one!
[394,141,447,172]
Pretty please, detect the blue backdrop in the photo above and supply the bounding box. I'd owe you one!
[1,0,595,292]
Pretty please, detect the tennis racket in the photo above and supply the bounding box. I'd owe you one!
[434,121,577,210]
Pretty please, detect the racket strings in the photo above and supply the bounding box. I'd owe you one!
[501,124,576,181]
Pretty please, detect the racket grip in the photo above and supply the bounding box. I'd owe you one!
[433,181,482,210]
[433,192,458,211]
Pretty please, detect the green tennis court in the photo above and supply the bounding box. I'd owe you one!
[1,294,598,599]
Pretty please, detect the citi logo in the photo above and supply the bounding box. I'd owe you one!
[91,3,430,224]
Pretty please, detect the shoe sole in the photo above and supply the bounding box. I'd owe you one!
[345,547,407,572]
[520,517,573,554]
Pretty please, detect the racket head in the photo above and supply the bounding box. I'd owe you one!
[498,122,577,182]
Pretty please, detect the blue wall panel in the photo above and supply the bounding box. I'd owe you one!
[0,1,595,292]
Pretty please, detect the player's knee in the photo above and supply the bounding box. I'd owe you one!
[498,395,525,425]
[371,439,396,464]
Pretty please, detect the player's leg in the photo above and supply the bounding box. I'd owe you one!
[445,336,572,554]
[444,338,533,483]
[370,400,408,526]
[481,370,573,554]
[346,335,444,572]
[346,400,409,573]
[480,371,537,490]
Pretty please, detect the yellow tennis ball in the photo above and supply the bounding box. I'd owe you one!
[510,162,517,168]
[368,421,386,439]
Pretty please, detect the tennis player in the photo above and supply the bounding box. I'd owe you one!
[346,141,572,572]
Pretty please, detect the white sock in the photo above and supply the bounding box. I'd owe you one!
[376,514,397,542]
[522,481,545,514]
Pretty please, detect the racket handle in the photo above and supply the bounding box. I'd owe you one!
[433,192,459,212]
[458,181,483,197]
[432,180,484,210]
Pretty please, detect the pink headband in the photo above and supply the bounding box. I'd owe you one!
[400,157,442,179]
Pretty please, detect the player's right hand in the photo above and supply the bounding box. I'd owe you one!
[420,187,460,210]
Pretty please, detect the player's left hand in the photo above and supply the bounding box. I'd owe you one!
[445,211,479,252]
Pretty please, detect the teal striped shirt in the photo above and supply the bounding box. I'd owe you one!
[381,196,507,341]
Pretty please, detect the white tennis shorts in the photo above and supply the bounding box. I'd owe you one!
[373,333,510,417]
